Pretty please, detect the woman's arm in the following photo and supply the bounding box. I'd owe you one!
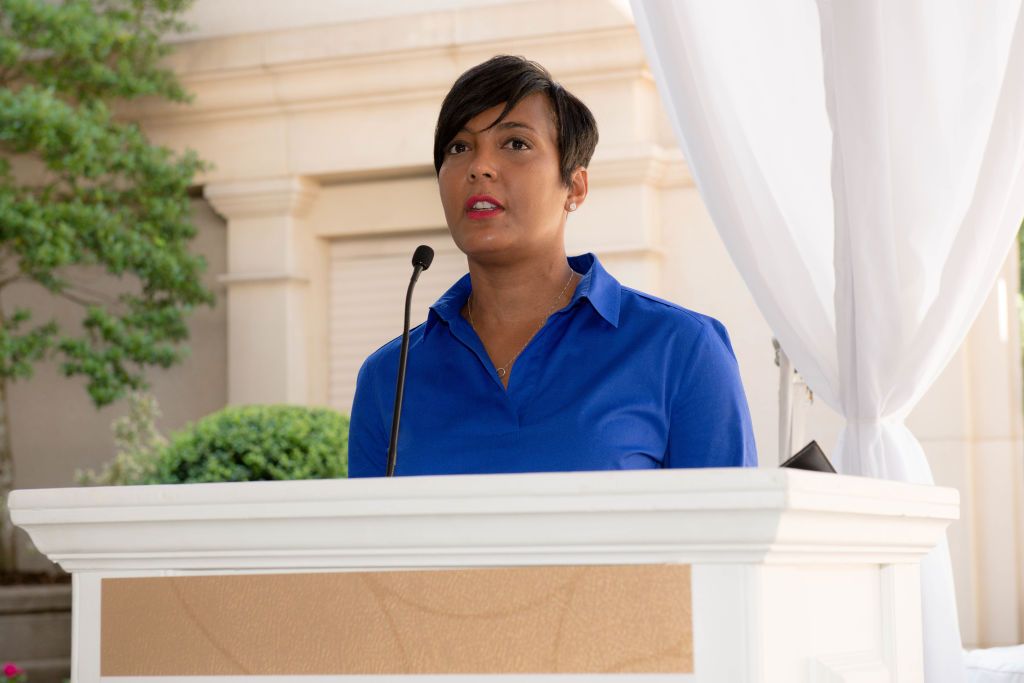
[665,320,758,468]
[348,358,389,477]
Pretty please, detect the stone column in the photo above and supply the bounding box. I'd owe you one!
[204,176,327,406]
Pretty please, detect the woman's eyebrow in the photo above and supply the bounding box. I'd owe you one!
[459,120,537,134]
[493,121,536,132]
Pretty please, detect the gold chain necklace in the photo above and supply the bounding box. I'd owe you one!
[468,269,577,379]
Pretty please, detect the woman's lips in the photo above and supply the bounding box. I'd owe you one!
[466,206,505,219]
[465,195,504,219]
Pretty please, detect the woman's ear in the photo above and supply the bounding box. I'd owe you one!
[566,166,589,212]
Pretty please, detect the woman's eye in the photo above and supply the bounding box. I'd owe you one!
[505,137,529,151]
[447,141,468,155]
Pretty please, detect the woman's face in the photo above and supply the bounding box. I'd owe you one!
[438,92,585,265]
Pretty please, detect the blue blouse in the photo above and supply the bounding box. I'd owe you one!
[348,253,757,476]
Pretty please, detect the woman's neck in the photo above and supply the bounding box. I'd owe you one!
[465,252,576,326]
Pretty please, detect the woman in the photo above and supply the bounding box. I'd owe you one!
[349,55,756,476]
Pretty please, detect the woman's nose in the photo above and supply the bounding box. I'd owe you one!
[468,151,496,180]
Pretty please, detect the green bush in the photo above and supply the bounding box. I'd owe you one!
[147,405,349,484]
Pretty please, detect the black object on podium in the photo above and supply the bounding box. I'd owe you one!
[780,440,836,473]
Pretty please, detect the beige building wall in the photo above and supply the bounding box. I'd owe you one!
[912,248,1024,648]
[8,0,1021,646]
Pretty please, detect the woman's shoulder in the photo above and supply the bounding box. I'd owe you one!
[357,322,429,379]
[618,286,732,344]
[616,288,744,403]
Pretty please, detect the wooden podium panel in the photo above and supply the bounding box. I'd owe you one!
[100,565,693,676]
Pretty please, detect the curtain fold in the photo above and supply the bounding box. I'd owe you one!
[631,1,1024,680]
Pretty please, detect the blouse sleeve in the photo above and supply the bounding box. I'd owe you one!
[665,319,758,468]
[347,357,389,477]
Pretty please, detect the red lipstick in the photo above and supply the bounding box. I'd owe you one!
[465,194,504,220]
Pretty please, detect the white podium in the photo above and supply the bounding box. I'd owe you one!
[10,468,957,682]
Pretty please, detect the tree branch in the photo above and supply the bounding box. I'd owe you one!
[63,281,118,307]
[55,288,107,309]
[0,274,23,290]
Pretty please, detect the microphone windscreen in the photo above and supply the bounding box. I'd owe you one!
[412,245,435,270]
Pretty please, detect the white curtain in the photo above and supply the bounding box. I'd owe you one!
[630,1,1024,681]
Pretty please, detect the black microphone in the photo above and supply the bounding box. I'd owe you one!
[386,245,434,477]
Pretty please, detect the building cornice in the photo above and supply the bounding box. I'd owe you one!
[123,28,644,127]
[166,0,633,74]
[119,0,644,127]
[204,176,319,220]
[590,143,692,188]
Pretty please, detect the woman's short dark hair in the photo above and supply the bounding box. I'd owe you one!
[433,55,599,187]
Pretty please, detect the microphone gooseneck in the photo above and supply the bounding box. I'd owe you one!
[386,245,434,477]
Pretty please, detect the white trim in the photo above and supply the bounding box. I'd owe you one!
[880,564,924,681]
[809,653,891,683]
[217,270,310,285]
[11,469,957,572]
[692,564,764,682]
[73,572,102,683]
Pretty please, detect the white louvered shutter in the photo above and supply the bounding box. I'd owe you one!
[329,230,467,414]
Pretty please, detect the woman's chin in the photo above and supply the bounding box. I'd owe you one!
[463,244,514,261]
[460,242,531,265]
[452,231,517,257]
